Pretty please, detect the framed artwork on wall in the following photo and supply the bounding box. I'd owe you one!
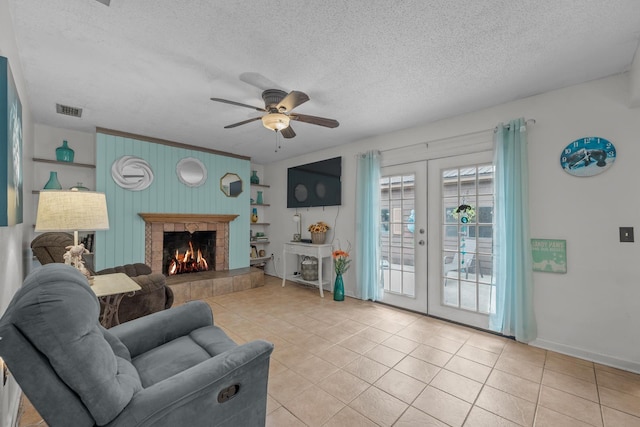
[531,239,567,273]
[0,56,23,226]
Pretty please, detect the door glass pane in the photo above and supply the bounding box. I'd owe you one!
[441,164,495,314]
[380,173,416,297]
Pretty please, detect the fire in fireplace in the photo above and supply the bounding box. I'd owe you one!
[163,231,216,276]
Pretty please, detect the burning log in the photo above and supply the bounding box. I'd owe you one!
[167,241,210,276]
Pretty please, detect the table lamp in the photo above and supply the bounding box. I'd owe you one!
[35,189,110,279]
[292,213,302,241]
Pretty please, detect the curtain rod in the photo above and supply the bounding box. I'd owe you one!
[380,118,536,153]
[495,118,536,132]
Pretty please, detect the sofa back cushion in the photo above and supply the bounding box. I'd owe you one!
[0,264,142,425]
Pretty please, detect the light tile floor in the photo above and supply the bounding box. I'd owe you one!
[18,275,640,426]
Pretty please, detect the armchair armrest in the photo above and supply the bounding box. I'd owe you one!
[110,301,213,358]
[106,340,275,427]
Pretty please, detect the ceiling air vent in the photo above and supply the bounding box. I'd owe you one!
[56,103,83,118]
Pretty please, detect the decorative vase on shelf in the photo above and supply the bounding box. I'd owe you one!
[251,207,258,223]
[256,191,263,205]
[43,171,62,190]
[250,170,260,185]
[333,273,345,301]
[55,140,74,163]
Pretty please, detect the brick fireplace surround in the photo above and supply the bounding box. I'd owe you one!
[138,213,264,304]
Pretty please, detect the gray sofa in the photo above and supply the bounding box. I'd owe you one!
[0,264,273,426]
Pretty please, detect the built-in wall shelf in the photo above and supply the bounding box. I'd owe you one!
[250,183,270,189]
[33,158,95,169]
[250,240,270,244]
[251,203,271,207]
[250,255,272,265]
[251,222,270,226]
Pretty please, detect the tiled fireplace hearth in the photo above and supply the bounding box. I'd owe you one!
[139,213,264,304]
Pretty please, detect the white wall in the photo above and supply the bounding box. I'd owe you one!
[0,0,33,425]
[264,73,640,373]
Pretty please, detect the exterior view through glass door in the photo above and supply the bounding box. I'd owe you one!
[427,152,494,330]
[379,162,427,313]
[379,153,495,331]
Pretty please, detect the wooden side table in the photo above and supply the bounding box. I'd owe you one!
[91,273,141,328]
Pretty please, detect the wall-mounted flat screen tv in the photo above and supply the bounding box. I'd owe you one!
[287,157,342,208]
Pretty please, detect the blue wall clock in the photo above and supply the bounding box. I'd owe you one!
[560,137,616,177]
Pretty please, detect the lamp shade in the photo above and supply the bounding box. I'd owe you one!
[261,113,290,131]
[35,190,110,233]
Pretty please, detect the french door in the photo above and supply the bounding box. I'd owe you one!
[380,152,494,330]
[427,152,494,329]
[379,162,427,313]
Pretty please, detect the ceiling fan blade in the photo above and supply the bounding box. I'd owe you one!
[280,125,296,139]
[210,98,266,112]
[223,117,262,129]
[290,113,339,128]
[277,91,309,112]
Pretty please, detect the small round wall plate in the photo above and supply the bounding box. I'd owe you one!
[560,137,616,177]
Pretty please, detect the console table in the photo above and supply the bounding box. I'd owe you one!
[91,273,141,328]
[282,242,333,297]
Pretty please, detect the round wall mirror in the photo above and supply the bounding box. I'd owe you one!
[111,156,154,191]
[220,173,243,197]
[176,157,207,187]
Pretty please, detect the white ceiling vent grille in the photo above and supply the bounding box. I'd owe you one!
[56,104,83,118]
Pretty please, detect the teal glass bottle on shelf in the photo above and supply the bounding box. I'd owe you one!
[55,140,74,163]
[333,274,345,301]
[256,191,263,205]
[43,171,62,190]
[250,170,260,185]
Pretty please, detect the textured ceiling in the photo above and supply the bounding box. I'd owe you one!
[7,0,640,164]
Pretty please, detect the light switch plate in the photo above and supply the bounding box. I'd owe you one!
[619,227,634,242]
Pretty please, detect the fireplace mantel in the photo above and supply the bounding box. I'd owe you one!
[139,213,238,224]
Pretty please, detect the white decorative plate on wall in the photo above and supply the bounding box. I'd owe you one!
[111,156,154,191]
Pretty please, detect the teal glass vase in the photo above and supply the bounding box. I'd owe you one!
[333,273,344,301]
[250,170,260,185]
[55,140,74,162]
[43,171,62,190]
[256,191,263,205]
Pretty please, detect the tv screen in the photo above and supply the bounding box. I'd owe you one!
[287,157,342,208]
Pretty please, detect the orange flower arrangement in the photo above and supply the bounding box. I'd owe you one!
[332,242,351,275]
[308,221,330,233]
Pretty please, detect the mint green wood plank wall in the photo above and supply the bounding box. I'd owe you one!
[95,133,249,271]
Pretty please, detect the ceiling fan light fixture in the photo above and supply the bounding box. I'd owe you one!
[261,113,290,131]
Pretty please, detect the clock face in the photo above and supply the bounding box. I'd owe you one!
[560,137,616,177]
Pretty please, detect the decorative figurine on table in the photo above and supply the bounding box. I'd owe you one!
[64,243,92,281]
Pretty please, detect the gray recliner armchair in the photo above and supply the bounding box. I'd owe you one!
[0,264,273,427]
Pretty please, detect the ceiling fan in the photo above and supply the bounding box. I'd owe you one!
[210,89,339,138]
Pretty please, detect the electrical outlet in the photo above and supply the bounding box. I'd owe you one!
[619,227,634,242]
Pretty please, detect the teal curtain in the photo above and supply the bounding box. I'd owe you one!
[491,118,537,342]
[356,151,383,301]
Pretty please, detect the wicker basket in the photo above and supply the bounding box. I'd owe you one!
[311,232,326,244]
